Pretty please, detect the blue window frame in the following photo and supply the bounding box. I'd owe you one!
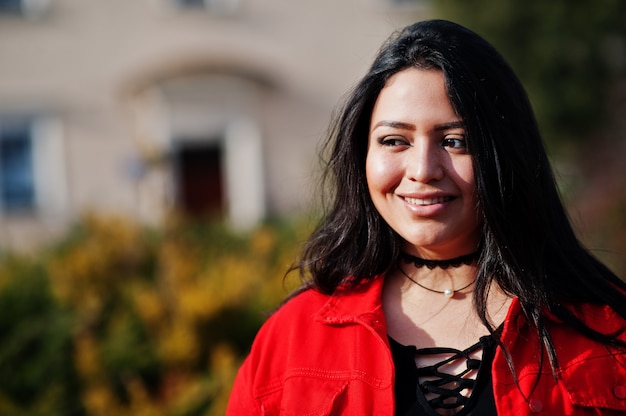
[176,0,205,6]
[0,0,49,18]
[174,0,239,14]
[0,118,35,212]
[0,0,22,13]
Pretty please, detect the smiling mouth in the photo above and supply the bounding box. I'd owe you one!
[404,196,454,206]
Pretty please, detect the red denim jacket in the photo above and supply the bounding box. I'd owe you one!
[227,277,626,415]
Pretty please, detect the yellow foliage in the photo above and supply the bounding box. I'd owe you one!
[3,213,311,415]
[157,319,200,366]
[249,225,277,257]
[206,343,239,416]
[83,384,121,416]
[132,286,166,329]
[158,240,200,286]
[125,377,162,416]
[162,372,211,416]
[75,333,103,380]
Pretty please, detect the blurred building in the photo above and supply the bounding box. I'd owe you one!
[0,0,428,249]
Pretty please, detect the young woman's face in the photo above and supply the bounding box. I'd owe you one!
[366,68,481,258]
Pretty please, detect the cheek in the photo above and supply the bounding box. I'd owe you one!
[366,152,400,194]
[451,158,476,193]
[458,163,481,219]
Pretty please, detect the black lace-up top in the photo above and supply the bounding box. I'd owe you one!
[390,335,498,415]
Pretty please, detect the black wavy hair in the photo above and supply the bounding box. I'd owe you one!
[295,19,626,371]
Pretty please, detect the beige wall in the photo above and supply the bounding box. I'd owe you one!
[0,0,429,249]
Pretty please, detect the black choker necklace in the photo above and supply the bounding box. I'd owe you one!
[400,251,480,270]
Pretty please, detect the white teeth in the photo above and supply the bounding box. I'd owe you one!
[404,196,452,206]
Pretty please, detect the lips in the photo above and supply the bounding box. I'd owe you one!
[403,196,454,206]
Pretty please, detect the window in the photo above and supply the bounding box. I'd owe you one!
[176,0,204,6]
[0,117,35,212]
[173,140,224,218]
[0,0,50,18]
[386,0,429,8]
[0,115,67,216]
[0,0,21,13]
[174,0,239,15]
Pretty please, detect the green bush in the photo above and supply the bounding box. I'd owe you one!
[0,214,307,415]
[0,256,84,415]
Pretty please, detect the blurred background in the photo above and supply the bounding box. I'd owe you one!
[0,0,624,414]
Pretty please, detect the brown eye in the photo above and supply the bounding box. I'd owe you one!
[441,138,467,150]
[380,137,409,147]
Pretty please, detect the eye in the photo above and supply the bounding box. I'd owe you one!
[379,136,410,147]
[441,137,467,151]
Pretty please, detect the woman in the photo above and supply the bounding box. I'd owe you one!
[227,20,626,415]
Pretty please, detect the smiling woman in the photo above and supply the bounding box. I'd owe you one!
[226,20,626,415]
[366,69,480,260]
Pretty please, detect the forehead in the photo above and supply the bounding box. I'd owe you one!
[370,68,460,128]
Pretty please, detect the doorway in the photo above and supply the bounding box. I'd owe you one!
[174,141,223,218]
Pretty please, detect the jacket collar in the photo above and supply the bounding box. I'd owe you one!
[314,276,386,325]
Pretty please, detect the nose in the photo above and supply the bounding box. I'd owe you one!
[405,139,444,183]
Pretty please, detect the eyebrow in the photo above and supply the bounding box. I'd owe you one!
[371,120,465,131]
[434,121,465,131]
[372,120,416,130]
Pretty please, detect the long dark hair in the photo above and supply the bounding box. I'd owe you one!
[296,19,626,371]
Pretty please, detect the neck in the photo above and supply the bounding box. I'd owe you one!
[400,250,480,270]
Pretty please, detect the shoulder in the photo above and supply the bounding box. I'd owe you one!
[552,301,626,355]
[568,301,626,336]
[494,299,626,414]
[551,303,626,412]
[503,299,626,356]
[262,277,386,331]
[262,287,332,330]
[242,277,386,367]
[227,288,335,413]
[244,287,338,360]
[227,278,391,415]
[498,298,626,380]
[281,286,332,313]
